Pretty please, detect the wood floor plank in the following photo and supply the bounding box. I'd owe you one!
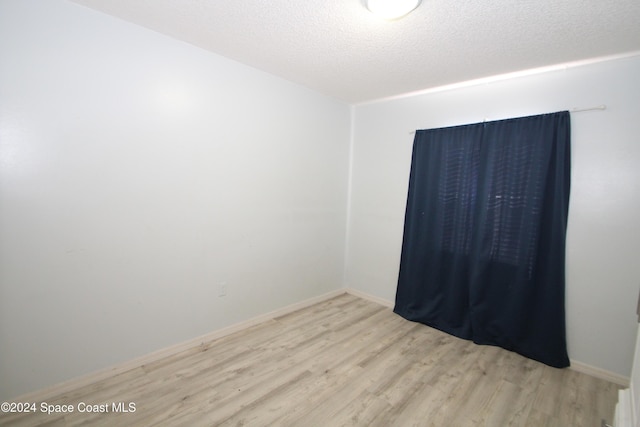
[0,293,621,426]
[471,379,529,426]
[325,390,392,427]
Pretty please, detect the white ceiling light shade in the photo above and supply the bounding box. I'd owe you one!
[365,0,421,20]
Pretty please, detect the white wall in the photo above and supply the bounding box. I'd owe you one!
[346,55,640,378]
[0,0,350,399]
[2,0,638,403]
[628,325,640,424]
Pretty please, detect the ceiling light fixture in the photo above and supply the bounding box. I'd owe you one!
[365,0,421,20]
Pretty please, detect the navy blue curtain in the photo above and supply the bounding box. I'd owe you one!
[394,111,571,368]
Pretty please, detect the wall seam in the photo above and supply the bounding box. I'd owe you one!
[341,105,356,288]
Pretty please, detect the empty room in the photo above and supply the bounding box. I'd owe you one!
[1,0,640,425]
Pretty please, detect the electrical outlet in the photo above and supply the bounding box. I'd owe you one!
[219,282,227,297]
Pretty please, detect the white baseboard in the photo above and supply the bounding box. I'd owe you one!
[11,288,346,402]
[570,359,630,387]
[345,287,394,308]
[344,288,631,387]
[12,287,630,402]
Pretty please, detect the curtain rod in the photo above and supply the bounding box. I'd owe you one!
[408,105,607,134]
[570,104,607,112]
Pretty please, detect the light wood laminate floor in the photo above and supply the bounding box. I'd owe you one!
[1,293,620,426]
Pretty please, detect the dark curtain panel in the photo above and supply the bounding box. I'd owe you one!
[394,111,571,368]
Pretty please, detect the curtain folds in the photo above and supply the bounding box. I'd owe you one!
[394,111,571,368]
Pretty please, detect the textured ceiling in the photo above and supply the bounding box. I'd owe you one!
[69,0,640,104]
